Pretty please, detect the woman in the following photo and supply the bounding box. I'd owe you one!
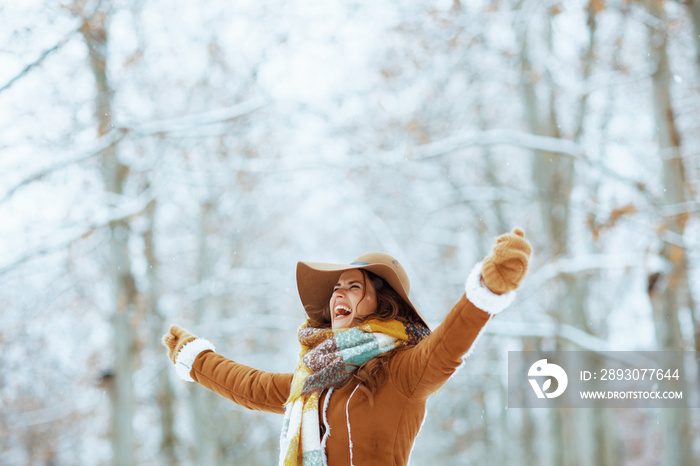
[163,228,531,465]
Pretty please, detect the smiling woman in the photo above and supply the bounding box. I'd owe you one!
[163,229,532,466]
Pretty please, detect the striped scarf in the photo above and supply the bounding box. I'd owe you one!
[279,319,430,466]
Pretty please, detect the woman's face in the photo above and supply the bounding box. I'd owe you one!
[329,269,378,329]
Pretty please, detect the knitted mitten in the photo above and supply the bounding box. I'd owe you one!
[481,228,532,295]
[162,325,198,364]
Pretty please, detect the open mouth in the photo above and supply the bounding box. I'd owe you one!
[334,305,352,319]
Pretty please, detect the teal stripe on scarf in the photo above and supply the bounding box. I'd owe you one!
[335,329,382,367]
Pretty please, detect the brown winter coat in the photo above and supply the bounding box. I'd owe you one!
[189,294,491,465]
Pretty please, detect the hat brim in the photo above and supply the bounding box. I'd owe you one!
[296,261,429,329]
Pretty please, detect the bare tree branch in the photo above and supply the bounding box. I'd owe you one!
[487,321,660,369]
[526,253,644,292]
[0,186,158,278]
[415,129,582,159]
[0,31,77,94]
[17,402,76,427]
[0,0,104,95]
[0,128,127,205]
[487,319,612,352]
[0,98,265,205]
[130,97,267,135]
[410,130,648,191]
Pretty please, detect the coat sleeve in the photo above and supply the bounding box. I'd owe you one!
[190,351,293,414]
[391,263,516,399]
[391,294,490,399]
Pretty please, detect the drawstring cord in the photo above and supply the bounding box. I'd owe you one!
[345,384,360,466]
[319,384,360,465]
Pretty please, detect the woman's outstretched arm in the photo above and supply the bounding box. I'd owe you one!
[392,228,531,399]
[163,326,293,414]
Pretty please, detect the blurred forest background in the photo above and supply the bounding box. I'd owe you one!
[1,0,699,464]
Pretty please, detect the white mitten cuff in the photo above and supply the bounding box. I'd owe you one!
[175,338,216,382]
[465,262,516,315]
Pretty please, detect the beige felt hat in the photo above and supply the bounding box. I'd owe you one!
[296,252,429,329]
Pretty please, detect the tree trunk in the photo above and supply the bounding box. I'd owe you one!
[190,199,225,465]
[518,5,604,465]
[143,198,179,464]
[79,9,137,466]
[687,0,700,74]
[644,2,695,465]
[519,12,570,466]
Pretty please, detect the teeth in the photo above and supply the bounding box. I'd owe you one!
[334,305,352,317]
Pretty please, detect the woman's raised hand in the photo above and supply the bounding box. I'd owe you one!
[162,325,198,364]
[481,228,532,295]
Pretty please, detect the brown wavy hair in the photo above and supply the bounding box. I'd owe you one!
[317,270,423,402]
